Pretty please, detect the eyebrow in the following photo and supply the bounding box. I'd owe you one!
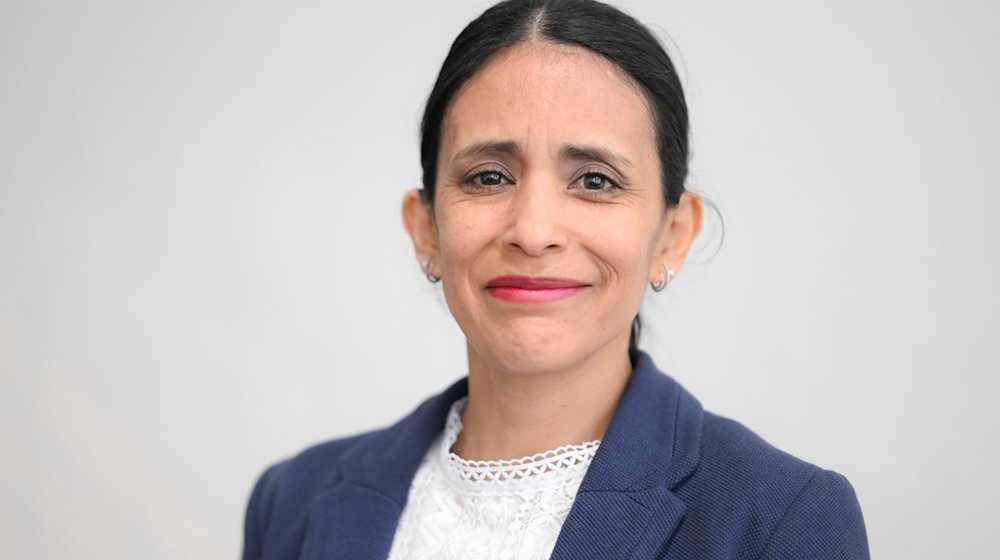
[452,140,634,169]
[559,144,634,169]
[453,141,521,162]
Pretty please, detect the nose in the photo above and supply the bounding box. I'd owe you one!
[501,174,568,257]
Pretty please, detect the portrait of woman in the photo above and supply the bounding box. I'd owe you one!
[242,1,869,558]
[8,0,1000,559]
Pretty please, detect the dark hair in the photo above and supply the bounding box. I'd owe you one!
[419,0,690,365]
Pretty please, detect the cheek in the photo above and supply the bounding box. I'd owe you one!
[435,202,499,277]
[584,211,659,283]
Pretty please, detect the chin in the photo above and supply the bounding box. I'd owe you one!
[468,326,604,377]
[476,346,576,377]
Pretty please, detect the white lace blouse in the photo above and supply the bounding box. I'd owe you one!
[386,396,601,560]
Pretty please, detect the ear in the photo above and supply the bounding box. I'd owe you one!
[401,188,440,274]
[649,191,704,282]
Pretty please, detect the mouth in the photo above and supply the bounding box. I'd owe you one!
[485,275,590,303]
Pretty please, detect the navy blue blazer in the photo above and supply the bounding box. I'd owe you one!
[243,352,869,559]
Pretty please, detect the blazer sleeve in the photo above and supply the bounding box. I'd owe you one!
[242,463,281,560]
[757,469,870,560]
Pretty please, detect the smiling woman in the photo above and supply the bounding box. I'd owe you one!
[242,1,869,559]
[404,39,699,389]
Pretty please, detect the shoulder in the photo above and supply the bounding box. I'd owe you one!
[253,429,379,501]
[242,429,385,559]
[697,410,819,491]
[672,410,869,558]
[241,376,468,560]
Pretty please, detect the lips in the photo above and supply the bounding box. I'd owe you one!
[485,275,589,303]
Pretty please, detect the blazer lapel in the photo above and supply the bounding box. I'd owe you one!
[296,352,701,560]
[551,352,704,560]
[549,487,686,560]
[299,377,470,560]
[299,483,405,560]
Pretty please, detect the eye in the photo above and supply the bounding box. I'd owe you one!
[576,171,622,197]
[462,168,512,190]
[583,173,612,190]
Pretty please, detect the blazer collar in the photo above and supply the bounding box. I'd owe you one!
[299,377,468,559]
[550,351,703,559]
[301,352,703,560]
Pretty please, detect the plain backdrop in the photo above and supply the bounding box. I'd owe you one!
[2,0,998,558]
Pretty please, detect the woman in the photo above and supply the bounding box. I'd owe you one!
[243,1,870,558]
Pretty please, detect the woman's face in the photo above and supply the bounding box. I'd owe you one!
[404,41,700,375]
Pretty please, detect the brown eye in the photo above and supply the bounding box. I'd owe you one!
[479,171,504,186]
[462,168,511,190]
[577,172,621,196]
[583,174,610,190]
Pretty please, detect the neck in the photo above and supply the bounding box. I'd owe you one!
[452,334,633,461]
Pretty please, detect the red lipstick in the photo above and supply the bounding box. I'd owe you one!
[485,275,589,303]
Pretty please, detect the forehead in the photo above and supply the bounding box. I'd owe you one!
[440,41,657,163]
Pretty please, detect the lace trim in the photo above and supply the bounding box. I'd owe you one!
[440,396,601,485]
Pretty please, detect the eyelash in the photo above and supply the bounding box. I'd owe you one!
[461,168,623,197]
[576,171,622,197]
[462,168,511,190]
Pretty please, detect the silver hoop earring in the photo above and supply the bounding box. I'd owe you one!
[650,263,674,292]
[423,257,441,283]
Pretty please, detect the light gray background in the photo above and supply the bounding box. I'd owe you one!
[2,0,998,558]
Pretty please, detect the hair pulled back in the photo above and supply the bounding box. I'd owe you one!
[419,0,690,364]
